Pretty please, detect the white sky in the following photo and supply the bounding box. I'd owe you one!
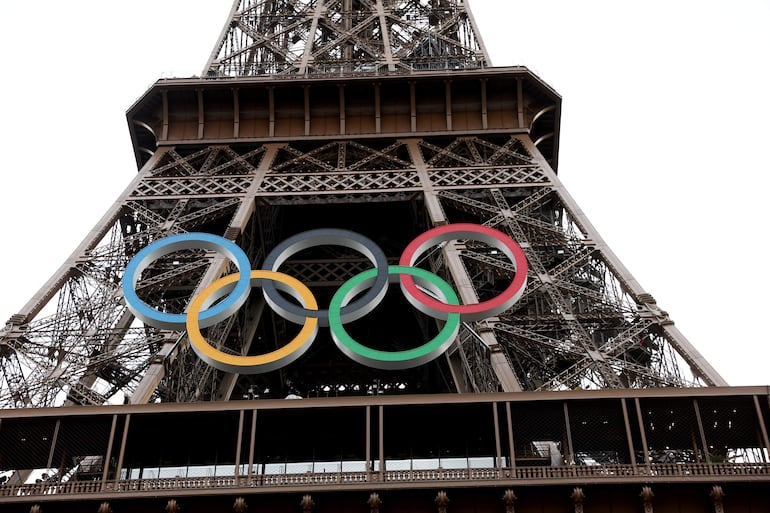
[0,1,768,387]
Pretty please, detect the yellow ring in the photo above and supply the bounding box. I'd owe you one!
[186,270,319,374]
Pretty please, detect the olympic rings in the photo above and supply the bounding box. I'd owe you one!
[187,271,319,374]
[122,232,252,330]
[261,228,389,327]
[398,223,528,321]
[329,266,460,370]
[121,223,528,373]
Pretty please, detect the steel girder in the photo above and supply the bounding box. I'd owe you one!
[204,0,489,77]
[1,135,725,408]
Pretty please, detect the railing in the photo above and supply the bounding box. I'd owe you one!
[2,463,769,499]
[159,64,533,84]
[383,468,499,482]
[200,61,492,81]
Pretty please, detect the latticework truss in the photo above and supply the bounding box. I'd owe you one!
[0,0,727,409]
[0,135,725,408]
[205,0,489,76]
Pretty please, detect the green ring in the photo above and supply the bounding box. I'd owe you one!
[329,265,461,370]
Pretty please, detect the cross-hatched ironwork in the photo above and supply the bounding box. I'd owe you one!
[205,0,488,77]
[0,0,729,411]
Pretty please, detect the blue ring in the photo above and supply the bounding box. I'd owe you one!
[122,232,252,330]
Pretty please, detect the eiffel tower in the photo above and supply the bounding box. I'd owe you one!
[0,0,727,411]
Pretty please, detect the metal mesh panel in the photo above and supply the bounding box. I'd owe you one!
[698,396,767,463]
[639,397,705,464]
[253,407,367,474]
[382,403,497,471]
[567,399,630,465]
[0,417,57,472]
[121,411,241,479]
[509,401,566,467]
[50,415,114,481]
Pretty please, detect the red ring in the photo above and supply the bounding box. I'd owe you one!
[398,223,528,321]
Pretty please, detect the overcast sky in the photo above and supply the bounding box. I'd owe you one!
[0,1,768,387]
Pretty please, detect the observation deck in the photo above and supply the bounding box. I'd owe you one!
[127,66,561,172]
[2,387,769,511]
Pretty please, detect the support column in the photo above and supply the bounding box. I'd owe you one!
[234,409,245,479]
[131,145,281,403]
[753,395,770,462]
[506,402,516,473]
[114,414,130,487]
[493,402,502,469]
[693,399,711,463]
[248,410,257,480]
[635,398,651,472]
[101,415,118,489]
[621,398,638,468]
[518,135,728,387]
[405,139,522,392]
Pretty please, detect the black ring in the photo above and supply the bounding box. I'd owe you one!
[260,228,389,327]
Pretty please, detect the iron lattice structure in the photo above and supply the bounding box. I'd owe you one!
[205,0,489,76]
[0,0,726,409]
